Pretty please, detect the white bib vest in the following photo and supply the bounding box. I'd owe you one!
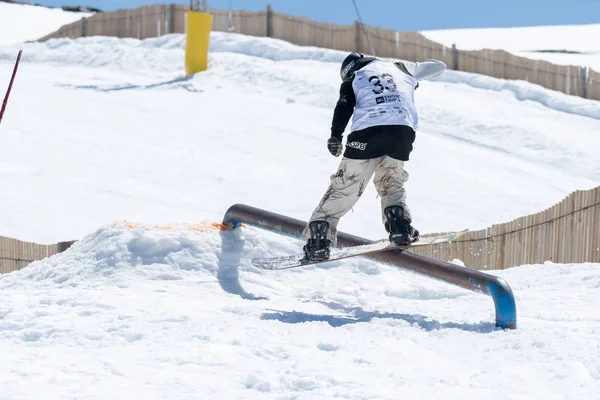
[351,61,419,132]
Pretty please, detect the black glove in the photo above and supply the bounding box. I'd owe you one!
[327,137,343,157]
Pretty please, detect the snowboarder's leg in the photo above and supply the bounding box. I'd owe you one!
[373,156,419,245]
[303,157,377,257]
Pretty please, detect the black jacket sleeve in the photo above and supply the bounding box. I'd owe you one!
[330,79,356,139]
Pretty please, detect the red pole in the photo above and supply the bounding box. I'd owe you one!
[0,50,23,127]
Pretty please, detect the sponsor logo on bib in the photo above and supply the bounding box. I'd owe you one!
[347,141,367,151]
[375,94,402,104]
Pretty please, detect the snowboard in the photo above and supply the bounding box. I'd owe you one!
[251,229,469,270]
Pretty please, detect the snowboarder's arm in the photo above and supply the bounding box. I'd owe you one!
[330,79,356,139]
[395,59,447,82]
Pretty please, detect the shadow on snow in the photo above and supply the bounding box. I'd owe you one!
[56,76,202,93]
[262,300,497,333]
[216,229,267,301]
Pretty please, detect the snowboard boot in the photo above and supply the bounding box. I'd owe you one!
[303,221,331,262]
[384,206,420,246]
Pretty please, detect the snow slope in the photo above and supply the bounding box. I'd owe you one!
[0,2,91,46]
[1,33,599,244]
[422,24,600,70]
[0,223,599,399]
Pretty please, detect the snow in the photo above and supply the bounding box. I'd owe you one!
[1,224,599,399]
[421,24,600,70]
[422,24,600,53]
[0,2,92,46]
[1,5,600,398]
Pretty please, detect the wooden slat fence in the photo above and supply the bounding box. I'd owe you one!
[411,186,600,270]
[210,8,267,37]
[35,4,600,101]
[0,236,75,274]
[270,13,355,52]
[37,4,189,41]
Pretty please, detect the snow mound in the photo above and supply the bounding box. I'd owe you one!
[0,222,233,289]
[435,70,600,120]
[422,24,600,54]
[0,2,92,46]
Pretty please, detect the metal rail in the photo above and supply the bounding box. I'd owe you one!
[223,204,517,329]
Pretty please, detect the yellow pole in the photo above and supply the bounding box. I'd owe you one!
[185,11,213,76]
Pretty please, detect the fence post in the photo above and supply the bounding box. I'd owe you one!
[169,4,176,34]
[266,3,272,37]
[80,17,87,38]
[156,4,161,37]
[566,66,571,95]
[164,4,168,35]
[452,43,458,71]
[354,20,360,52]
[580,66,588,99]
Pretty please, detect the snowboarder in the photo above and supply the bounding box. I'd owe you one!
[302,52,447,262]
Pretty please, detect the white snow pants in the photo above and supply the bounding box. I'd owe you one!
[303,156,411,245]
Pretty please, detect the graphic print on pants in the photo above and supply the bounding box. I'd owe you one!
[304,156,411,245]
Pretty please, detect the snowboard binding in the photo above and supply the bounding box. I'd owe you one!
[384,206,420,246]
[303,221,331,262]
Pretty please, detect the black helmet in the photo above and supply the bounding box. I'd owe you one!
[340,52,364,81]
